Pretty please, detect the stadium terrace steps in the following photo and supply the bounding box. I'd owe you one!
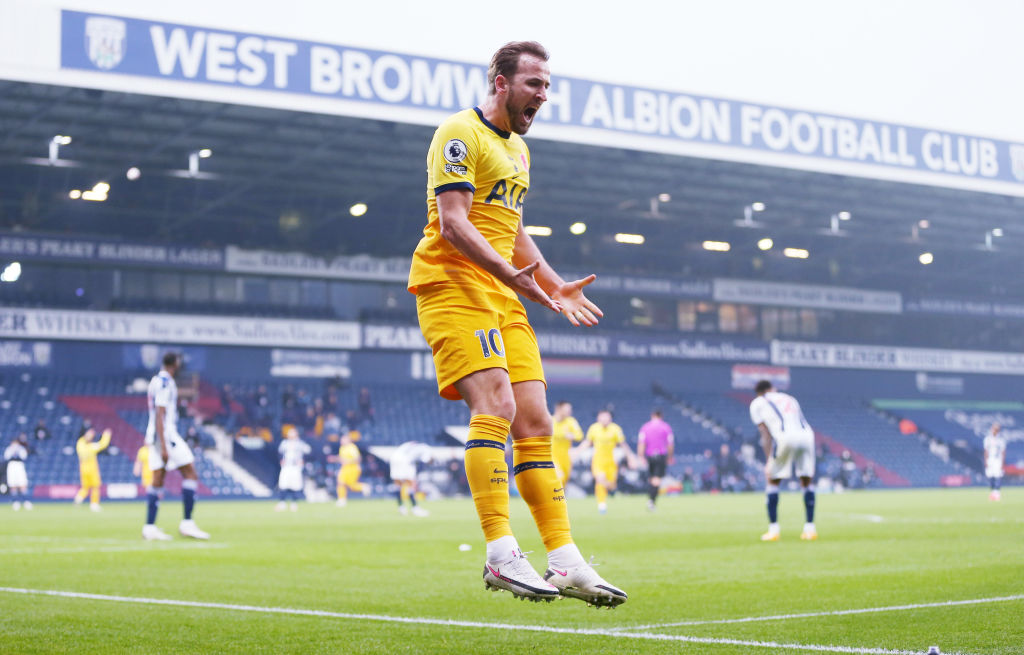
[814,432,910,487]
[885,407,1024,473]
[58,395,211,496]
[0,373,253,498]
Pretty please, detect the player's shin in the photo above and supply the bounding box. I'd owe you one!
[465,415,513,545]
[146,486,162,525]
[513,436,572,552]
[803,485,816,523]
[766,483,780,525]
[182,478,197,520]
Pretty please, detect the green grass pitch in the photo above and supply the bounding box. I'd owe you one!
[1,488,1021,654]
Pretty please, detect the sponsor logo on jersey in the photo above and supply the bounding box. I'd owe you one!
[444,163,467,175]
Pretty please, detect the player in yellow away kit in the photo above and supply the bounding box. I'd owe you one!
[133,444,153,489]
[74,428,112,511]
[336,432,368,506]
[579,410,637,514]
[408,41,626,607]
[551,401,583,484]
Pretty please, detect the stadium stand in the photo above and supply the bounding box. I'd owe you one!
[0,373,251,498]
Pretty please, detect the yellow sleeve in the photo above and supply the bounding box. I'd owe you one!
[585,424,598,443]
[570,418,584,442]
[430,116,480,195]
[614,425,625,444]
[76,437,86,457]
[93,429,112,453]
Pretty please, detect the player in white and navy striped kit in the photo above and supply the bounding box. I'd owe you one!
[983,423,1007,502]
[276,426,311,512]
[142,352,210,541]
[4,434,31,511]
[750,380,817,542]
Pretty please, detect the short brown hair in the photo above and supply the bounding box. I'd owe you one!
[488,41,549,95]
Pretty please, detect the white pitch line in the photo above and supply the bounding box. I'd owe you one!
[612,594,1024,632]
[1,543,228,554]
[843,513,885,523]
[0,586,950,655]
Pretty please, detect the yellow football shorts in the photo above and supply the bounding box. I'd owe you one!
[80,468,101,488]
[416,282,545,400]
[592,459,618,485]
[338,464,362,489]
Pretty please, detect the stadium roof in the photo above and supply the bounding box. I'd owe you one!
[1,80,1022,296]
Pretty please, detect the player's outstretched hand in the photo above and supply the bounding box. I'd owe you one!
[508,261,562,313]
[552,274,604,327]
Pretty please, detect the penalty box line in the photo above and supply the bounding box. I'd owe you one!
[612,594,1024,631]
[0,586,967,655]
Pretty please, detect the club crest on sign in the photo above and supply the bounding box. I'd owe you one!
[85,16,127,70]
[1009,144,1024,183]
[32,342,52,367]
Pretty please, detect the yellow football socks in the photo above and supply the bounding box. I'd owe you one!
[513,436,573,551]
[465,414,513,542]
[595,480,608,505]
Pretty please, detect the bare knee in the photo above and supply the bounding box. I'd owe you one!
[472,391,515,422]
[512,412,553,439]
[455,369,516,422]
[510,380,552,438]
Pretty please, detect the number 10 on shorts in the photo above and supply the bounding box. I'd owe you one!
[475,329,505,358]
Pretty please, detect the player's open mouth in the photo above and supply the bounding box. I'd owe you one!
[524,106,538,120]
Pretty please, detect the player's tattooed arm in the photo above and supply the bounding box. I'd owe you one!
[438,191,561,313]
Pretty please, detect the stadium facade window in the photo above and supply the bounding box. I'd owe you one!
[121,270,149,299]
[242,277,269,304]
[183,273,212,302]
[780,309,800,336]
[718,303,739,333]
[738,304,759,334]
[695,301,719,332]
[629,297,674,329]
[152,272,182,300]
[213,275,241,303]
[800,309,819,337]
[268,279,299,306]
[300,279,328,306]
[676,301,697,332]
[328,281,354,318]
[761,307,779,340]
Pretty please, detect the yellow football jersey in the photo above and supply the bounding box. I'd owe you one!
[339,442,361,464]
[408,107,532,298]
[553,417,584,448]
[76,430,111,469]
[586,423,625,463]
